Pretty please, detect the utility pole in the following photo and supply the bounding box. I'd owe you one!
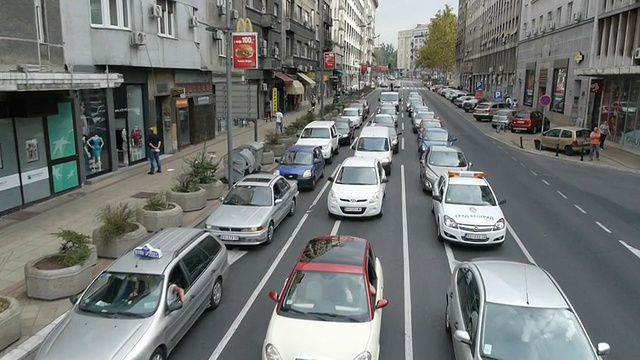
[319,0,325,119]
[225,0,234,189]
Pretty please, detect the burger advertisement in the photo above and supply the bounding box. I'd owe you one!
[232,32,258,69]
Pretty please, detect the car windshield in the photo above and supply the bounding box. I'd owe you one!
[424,131,449,141]
[77,272,163,318]
[380,108,395,115]
[343,109,359,116]
[223,185,272,206]
[421,121,442,128]
[381,93,399,102]
[445,184,496,206]
[516,112,532,118]
[335,166,379,185]
[280,151,313,165]
[481,303,597,360]
[335,122,350,131]
[300,127,330,139]
[373,116,394,124]
[415,107,429,112]
[429,151,467,167]
[357,137,390,152]
[279,271,370,322]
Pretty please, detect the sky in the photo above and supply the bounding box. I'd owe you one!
[375,0,458,49]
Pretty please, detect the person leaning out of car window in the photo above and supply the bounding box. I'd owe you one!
[167,282,188,305]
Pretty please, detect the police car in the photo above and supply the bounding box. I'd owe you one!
[431,171,507,246]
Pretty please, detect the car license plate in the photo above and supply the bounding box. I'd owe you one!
[344,207,362,212]
[219,235,239,241]
[464,233,488,240]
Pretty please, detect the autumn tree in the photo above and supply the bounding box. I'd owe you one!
[416,5,457,73]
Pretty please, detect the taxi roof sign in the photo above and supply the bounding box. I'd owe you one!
[134,244,163,259]
[448,171,485,179]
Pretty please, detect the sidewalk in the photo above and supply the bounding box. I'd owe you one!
[0,100,325,359]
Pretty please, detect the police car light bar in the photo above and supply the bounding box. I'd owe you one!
[448,171,485,179]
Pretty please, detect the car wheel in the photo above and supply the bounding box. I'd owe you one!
[320,167,325,178]
[532,125,538,134]
[334,146,340,155]
[310,176,317,190]
[510,128,516,133]
[564,145,574,156]
[150,348,166,360]
[208,278,223,311]
[326,153,333,164]
[288,198,296,217]
[436,220,443,242]
[265,222,275,244]
[376,205,384,218]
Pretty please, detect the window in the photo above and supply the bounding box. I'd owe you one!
[304,44,309,58]
[567,2,573,24]
[523,69,535,107]
[90,0,130,28]
[561,130,573,138]
[35,0,47,43]
[181,247,210,281]
[198,236,222,259]
[273,2,279,16]
[551,67,567,113]
[556,7,562,27]
[218,35,227,57]
[297,5,303,21]
[157,0,176,37]
[295,41,301,56]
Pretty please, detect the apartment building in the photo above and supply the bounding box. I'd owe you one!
[517,0,594,128]
[410,24,429,77]
[362,0,378,86]
[458,0,521,96]
[331,0,373,88]
[397,24,429,77]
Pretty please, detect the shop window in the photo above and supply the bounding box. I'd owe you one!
[90,0,131,29]
[551,68,567,113]
[114,85,147,167]
[523,69,535,107]
[47,103,80,193]
[80,90,111,177]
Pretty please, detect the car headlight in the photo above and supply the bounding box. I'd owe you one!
[329,190,338,202]
[493,218,506,230]
[273,169,280,175]
[425,168,438,180]
[381,157,390,164]
[302,170,312,178]
[392,139,398,146]
[322,144,330,149]
[369,191,380,203]
[264,343,282,360]
[242,226,264,232]
[205,224,214,230]
[353,351,372,360]
[443,215,458,228]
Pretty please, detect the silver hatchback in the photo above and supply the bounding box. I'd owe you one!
[37,228,230,360]
[419,145,470,192]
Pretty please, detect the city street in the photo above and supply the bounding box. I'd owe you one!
[167,81,640,360]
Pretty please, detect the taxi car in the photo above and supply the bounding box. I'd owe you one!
[36,228,229,360]
[420,146,471,193]
[431,171,507,246]
[263,236,389,360]
[446,259,610,360]
[327,157,388,218]
[274,145,325,190]
[206,174,298,245]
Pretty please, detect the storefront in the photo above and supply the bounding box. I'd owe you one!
[274,73,293,113]
[113,85,147,167]
[297,72,316,101]
[173,82,215,146]
[595,76,640,151]
[79,89,112,178]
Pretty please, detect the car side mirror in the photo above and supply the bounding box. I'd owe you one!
[375,299,389,309]
[381,177,388,183]
[327,176,334,182]
[432,194,442,202]
[397,132,403,135]
[274,158,280,163]
[351,144,356,150]
[498,199,507,205]
[167,300,183,312]
[268,291,280,302]
[451,137,458,142]
[69,294,78,305]
[378,98,380,102]
[219,197,225,202]
[274,198,284,205]
[296,134,300,138]
[596,342,611,355]
[453,330,471,345]
[468,162,473,167]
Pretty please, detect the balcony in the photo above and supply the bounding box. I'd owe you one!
[324,12,333,26]
[261,57,281,70]
[286,17,314,37]
[262,14,280,31]
[282,56,295,67]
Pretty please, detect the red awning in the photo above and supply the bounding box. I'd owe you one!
[275,72,293,84]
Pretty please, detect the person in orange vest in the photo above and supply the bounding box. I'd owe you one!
[589,127,600,161]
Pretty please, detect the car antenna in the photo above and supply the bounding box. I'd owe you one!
[523,267,530,305]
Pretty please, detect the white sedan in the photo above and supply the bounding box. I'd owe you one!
[327,157,388,218]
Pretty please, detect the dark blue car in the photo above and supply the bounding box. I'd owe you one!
[275,145,325,190]
[418,128,457,155]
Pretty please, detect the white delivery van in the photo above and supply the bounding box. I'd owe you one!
[296,121,340,164]
[352,125,393,175]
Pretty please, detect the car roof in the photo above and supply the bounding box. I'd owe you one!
[381,91,398,94]
[237,173,278,186]
[341,156,379,167]
[285,145,318,153]
[306,120,335,127]
[108,228,206,275]
[296,236,368,274]
[425,127,448,134]
[550,126,590,131]
[359,126,390,137]
[429,145,462,153]
[472,260,569,308]
[343,107,360,111]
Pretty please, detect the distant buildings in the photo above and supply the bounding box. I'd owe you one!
[397,23,429,77]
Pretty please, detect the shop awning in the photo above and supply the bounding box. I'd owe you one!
[297,72,316,87]
[0,71,124,91]
[334,69,346,76]
[275,72,293,84]
[286,80,305,95]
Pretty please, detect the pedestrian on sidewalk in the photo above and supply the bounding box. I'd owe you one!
[599,120,610,149]
[275,108,284,133]
[310,94,317,113]
[148,127,162,174]
[589,127,601,161]
[265,99,272,121]
[512,99,518,109]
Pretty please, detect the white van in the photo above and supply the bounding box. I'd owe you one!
[296,121,340,164]
[352,125,393,174]
[380,91,400,111]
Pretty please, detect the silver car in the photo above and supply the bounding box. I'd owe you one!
[371,122,402,154]
[342,107,363,128]
[371,113,396,128]
[490,109,517,128]
[446,259,611,360]
[37,228,230,360]
[379,106,398,125]
[206,173,298,245]
[419,145,470,192]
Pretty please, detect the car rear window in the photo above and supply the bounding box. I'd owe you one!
[515,113,531,118]
[476,103,490,109]
[576,130,590,138]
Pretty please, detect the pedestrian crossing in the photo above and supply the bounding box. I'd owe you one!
[397,86,430,91]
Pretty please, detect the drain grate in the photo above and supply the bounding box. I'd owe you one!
[3,211,40,221]
[131,192,158,199]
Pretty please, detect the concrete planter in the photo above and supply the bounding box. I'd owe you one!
[167,188,207,212]
[264,143,286,157]
[200,181,224,200]
[24,256,93,300]
[281,137,297,149]
[0,296,21,352]
[262,150,275,165]
[87,244,98,266]
[139,202,184,232]
[92,222,148,259]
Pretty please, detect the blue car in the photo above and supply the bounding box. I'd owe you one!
[274,145,325,190]
[418,128,457,154]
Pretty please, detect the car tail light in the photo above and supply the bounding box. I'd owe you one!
[572,140,578,146]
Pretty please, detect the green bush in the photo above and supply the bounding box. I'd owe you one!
[264,130,282,145]
[144,192,174,211]
[96,203,138,242]
[53,229,91,267]
[186,151,220,184]
[172,173,200,193]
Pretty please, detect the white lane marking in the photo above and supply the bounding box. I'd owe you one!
[401,137,405,151]
[573,204,587,214]
[557,191,568,199]
[506,222,538,265]
[209,182,331,359]
[497,145,502,149]
[444,243,456,274]
[401,122,405,131]
[541,179,550,186]
[400,165,414,360]
[401,112,404,118]
[330,220,341,235]
[530,170,538,176]
[596,221,612,234]
[227,250,249,265]
[511,156,517,161]
[520,162,525,167]
[310,180,331,209]
[619,240,640,259]
[492,141,496,144]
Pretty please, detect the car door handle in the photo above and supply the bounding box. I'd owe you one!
[454,322,459,329]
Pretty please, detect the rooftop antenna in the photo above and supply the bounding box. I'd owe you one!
[523,267,530,305]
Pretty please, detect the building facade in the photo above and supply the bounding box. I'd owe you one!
[410,24,429,78]
[575,0,640,152]
[516,0,594,127]
[361,0,378,86]
[330,0,372,89]
[457,0,521,97]
[397,28,413,75]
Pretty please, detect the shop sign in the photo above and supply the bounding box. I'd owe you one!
[175,83,212,95]
[232,19,258,70]
[21,167,49,185]
[171,87,186,97]
[272,88,278,113]
[176,98,189,108]
[196,96,210,106]
[323,75,330,81]
[590,80,604,93]
[574,52,584,64]
[324,52,336,70]
[0,174,20,192]
[361,64,368,73]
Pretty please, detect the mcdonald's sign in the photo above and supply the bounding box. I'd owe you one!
[232,18,258,70]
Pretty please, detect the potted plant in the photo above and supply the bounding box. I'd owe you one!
[92,203,147,259]
[0,296,20,351]
[138,192,183,232]
[186,151,224,200]
[167,173,207,212]
[263,131,286,157]
[25,229,93,300]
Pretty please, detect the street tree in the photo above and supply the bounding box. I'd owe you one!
[416,5,457,73]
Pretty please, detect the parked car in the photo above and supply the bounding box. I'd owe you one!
[205,173,298,244]
[446,259,610,360]
[327,157,388,218]
[334,119,354,145]
[510,110,548,133]
[535,126,591,155]
[473,102,507,121]
[454,96,474,107]
[274,145,325,190]
[419,145,471,193]
[490,109,518,128]
[462,99,479,112]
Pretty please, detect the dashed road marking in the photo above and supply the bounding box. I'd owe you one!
[530,170,538,176]
[541,179,550,186]
[511,156,517,161]
[574,204,586,214]
[520,162,526,167]
[596,221,612,234]
[557,191,568,199]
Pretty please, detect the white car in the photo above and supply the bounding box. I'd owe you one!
[327,157,388,218]
[431,171,507,245]
[342,107,363,128]
[296,121,340,164]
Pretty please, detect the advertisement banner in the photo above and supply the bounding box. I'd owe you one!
[361,64,368,73]
[272,88,278,113]
[324,52,336,70]
[373,65,378,72]
[232,32,258,69]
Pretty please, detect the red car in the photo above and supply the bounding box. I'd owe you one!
[510,110,549,133]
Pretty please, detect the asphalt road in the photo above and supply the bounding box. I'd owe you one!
[168,81,640,360]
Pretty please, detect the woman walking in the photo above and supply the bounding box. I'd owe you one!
[599,121,610,150]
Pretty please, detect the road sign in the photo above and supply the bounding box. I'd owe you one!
[539,94,552,107]
[493,90,504,102]
[475,81,483,91]
[475,90,483,99]
[437,76,444,84]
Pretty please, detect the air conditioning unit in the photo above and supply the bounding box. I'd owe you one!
[261,83,268,91]
[150,5,162,18]
[488,67,493,72]
[298,65,304,71]
[633,47,640,59]
[232,10,239,19]
[189,16,199,28]
[259,47,268,56]
[573,12,582,22]
[260,40,268,49]
[212,30,223,40]
[130,31,147,46]
[273,47,280,58]
[218,4,227,15]
[308,65,313,71]
[498,65,503,71]
[548,22,555,30]
[308,40,313,47]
